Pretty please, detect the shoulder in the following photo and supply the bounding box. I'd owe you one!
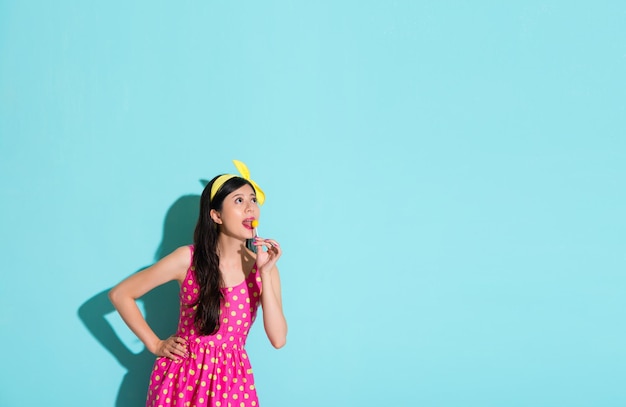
[170,245,194,263]
[172,245,195,267]
[109,245,193,298]
[154,245,194,282]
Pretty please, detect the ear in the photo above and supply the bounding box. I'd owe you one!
[210,209,223,225]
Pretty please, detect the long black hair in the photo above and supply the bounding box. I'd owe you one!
[193,175,255,335]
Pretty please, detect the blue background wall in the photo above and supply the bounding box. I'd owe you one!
[1,1,625,406]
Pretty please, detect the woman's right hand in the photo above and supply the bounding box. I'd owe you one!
[154,335,189,361]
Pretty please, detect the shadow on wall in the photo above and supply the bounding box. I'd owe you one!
[78,194,200,407]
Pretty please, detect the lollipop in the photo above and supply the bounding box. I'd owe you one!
[251,219,259,237]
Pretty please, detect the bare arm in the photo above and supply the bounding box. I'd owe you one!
[254,238,288,348]
[108,246,190,359]
[260,265,287,348]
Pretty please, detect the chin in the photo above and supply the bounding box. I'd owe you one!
[241,230,255,241]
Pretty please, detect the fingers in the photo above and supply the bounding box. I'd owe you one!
[162,336,189,361]
[253,237,282,273]
[253,237,281,254]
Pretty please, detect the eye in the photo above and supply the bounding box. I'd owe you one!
[235,197,243,204]
[251,197,257,204]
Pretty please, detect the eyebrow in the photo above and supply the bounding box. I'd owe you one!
[232,193,256,198]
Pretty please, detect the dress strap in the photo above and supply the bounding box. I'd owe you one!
[188,244,195,264]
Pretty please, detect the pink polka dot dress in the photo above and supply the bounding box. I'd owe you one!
[146,246,263,407]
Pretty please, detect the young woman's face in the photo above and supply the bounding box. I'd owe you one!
[213,184,260,240]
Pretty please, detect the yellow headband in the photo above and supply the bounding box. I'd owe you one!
[210,160,265,205]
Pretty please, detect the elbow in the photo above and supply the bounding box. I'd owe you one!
[270,336,287,349]
[269,326,288,349]
[108,285,122,307]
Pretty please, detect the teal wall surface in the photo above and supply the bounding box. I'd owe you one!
[1,1,625,406]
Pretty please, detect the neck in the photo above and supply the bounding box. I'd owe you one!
[216,233,254,275]
[216,233,246,261]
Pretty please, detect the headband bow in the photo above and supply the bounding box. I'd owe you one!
[210,160,265,205]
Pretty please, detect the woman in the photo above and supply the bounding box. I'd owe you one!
[109,160,287,406]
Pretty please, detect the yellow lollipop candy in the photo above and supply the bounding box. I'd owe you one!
[250,219,259,239]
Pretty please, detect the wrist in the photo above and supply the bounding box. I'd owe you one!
[259,268,273,281]
[147,337,162,355]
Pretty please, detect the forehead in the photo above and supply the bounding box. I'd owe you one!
[226,183,256,197]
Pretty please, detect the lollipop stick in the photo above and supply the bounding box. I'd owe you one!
[251,219,259,238]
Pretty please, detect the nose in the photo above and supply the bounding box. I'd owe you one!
[245,200,255,212]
